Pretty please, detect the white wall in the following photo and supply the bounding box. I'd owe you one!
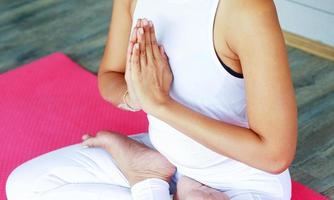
[274,0,334,47]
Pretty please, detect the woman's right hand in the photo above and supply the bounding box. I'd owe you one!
[124,20,142,110]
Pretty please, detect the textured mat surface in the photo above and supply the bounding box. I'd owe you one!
[0,52,329,200]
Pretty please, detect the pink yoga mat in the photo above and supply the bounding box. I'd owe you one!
[0,52,329,200]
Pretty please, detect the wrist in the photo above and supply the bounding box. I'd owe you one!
[150,96,174,118]
[125,92,140,110]
[118,90,141,112]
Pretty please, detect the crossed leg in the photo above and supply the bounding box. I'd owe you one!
[82,131,231,200]
[6,131,231,200]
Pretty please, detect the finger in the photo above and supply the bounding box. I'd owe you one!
[126,42,134,81]
[127,19,139,61]
[137,27,147,67]
[159,45,171,73]
[127,25,138,66]
[131,43,141,79]
[136,18,141,28]
[158,45,173,78]
[126,41,134,68]
[142,19,154,64]
[160,45,169,61]
[149,21,164,63]
[130,26,138,44]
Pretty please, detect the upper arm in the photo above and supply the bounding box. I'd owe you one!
[228,0,298,165]
[99,0,134,74]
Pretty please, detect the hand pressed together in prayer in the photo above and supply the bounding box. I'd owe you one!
[125,18,174,115]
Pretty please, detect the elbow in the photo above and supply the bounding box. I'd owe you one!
[267,157,291,175]
[261,128,297,175]
[97,70,114,104]
[263,142,296,175]
[97,72,106,98]
[99,87,111,103]
[266,151,295,175]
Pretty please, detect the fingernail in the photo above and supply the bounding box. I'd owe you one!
[135,43,139,49]
[82,145,89,148]
[143,19,148,26]
[149,20,153,27]
[138,28,144,35]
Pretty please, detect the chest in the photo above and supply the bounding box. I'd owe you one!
[130,0,241,72]
[130,0,247,120]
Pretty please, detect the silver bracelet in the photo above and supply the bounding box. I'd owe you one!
[118,90,141,111]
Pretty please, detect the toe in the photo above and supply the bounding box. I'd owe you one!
[81,135,97,147]
[81,134,91,140]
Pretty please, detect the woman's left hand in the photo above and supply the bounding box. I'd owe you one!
[129,19,174,115]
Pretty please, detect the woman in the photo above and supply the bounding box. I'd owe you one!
[6,0,298,199]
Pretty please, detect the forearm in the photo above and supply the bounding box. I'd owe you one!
[98,71,127,106]
[153,99,287,174]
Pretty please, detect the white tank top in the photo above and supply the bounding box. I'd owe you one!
[129,0,290,198]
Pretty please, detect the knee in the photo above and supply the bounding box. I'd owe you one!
[6,162,39,200]
[6,165,28,200]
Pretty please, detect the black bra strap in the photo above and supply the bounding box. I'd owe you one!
[214,50,244,79]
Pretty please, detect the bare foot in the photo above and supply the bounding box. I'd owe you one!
[81,131,176,187]
[174,176,230,200]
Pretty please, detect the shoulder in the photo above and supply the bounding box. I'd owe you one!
[222,0,282,55]
[228,0,277,17]
[225,0,279,33]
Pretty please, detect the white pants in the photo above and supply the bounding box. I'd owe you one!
[6,133,286,200]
